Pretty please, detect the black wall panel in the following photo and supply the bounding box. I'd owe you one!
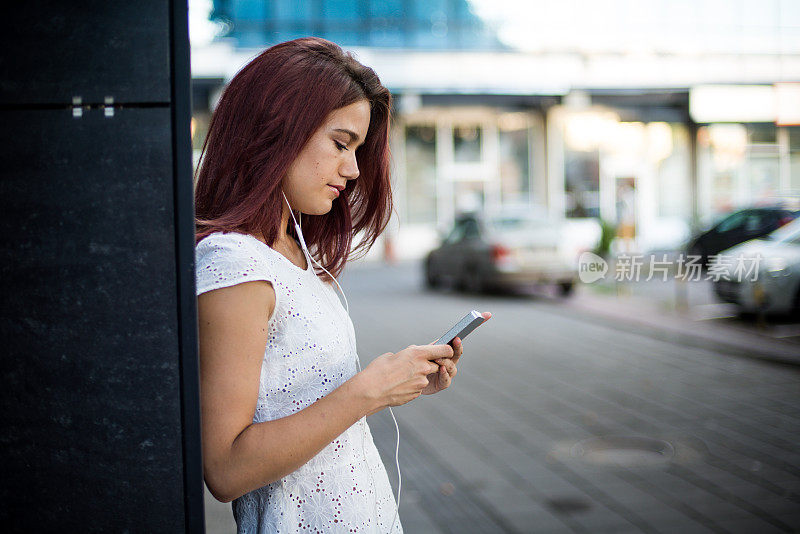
[0,1,170,105]
[0,1,203,532]
[0,108,184,530]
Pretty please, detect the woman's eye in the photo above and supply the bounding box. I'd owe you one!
[334,140,348,151]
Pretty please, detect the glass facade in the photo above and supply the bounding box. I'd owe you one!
[554,106,697,251]
[655,125,691,220]
[564,150,600,218]
[400,113,543,228]
[211,0,505,49]
[790,127,800,192]
[498,126,530,205]
[698,123,797,220]
[404,125,437,224]
[453,125,481,163]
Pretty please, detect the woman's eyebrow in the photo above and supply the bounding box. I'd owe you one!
[333,128,360,143]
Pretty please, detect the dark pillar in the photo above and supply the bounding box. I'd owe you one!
[0,2,204,532]
[688,120,700,231]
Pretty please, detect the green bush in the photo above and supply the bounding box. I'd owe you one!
[594,220,616,258]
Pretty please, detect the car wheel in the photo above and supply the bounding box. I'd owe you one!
[557,282,574,297]
[792,286,800,317]
[461,267,485,294]
[424,259,440,289]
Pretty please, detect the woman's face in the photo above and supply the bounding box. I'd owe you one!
[282,99,371,216]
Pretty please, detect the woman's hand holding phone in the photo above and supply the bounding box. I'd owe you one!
[361,311,491,411]
[426,311,491,395]
[363,343,454,410]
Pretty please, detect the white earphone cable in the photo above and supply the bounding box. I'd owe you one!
[282,192,401,533]
[388,406,401,533]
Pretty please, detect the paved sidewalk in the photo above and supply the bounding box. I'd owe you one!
[564,279,800,366]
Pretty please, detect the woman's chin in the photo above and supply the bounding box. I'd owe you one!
[295,197,336,216]
[310,200,334,215]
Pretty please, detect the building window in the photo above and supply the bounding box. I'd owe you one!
[273,0,312,20]
[322,0,360,21]
[748,124,777,144]
[654,123,690,219]
[368,0,403,17]
[744,124,780,199]
[564,150,600,218]
[405,125,437,223]
[498,126,530,205]
[699,123,784,216]
[789,127,800,191]
[214,0,504,50]
[453,125,481,163]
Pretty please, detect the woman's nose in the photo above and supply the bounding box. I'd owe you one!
[340,151,359,180]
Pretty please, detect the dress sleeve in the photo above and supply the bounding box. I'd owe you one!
[195,233,275,296]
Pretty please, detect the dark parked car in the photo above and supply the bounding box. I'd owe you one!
[711,218,800,314]
[687,204,799,265]
[424,210,577,295]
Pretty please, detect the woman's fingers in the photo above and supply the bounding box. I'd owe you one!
[391,312,491,400]
[437,357,457,376]
[452,337,463,363]
[436,343,454,359]
[438,364,451,389]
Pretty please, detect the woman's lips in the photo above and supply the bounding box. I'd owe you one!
[328,185,340,197]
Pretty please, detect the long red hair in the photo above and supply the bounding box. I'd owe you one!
[194,37,393,279]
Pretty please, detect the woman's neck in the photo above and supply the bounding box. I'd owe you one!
[271,204,308,270]
[252,204,295,248]
[277,203,292,242]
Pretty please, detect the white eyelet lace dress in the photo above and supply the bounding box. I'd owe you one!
[196,231,402,533]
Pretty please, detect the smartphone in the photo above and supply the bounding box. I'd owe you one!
[434,310,485,346]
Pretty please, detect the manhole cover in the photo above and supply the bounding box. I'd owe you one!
[570,436,674,466]
[545,496,592,515]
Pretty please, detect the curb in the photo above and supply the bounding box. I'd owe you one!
[560,289,800,367]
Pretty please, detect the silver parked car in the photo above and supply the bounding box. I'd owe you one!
[424,210,578,295]
[712,218,800,314]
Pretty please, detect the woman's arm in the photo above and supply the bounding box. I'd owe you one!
[198,280,453,503]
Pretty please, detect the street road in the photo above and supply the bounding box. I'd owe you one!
[205,261,800,533]
[346,261,800,534]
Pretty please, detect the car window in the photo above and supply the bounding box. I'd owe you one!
[443,224,465,245]
[492,216,531,229]
[462,219,481,240]
[444,219,479,245]
[744,212,768,232]
[716,211,747,233]
[489,215,555,232]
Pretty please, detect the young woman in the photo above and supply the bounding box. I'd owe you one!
[194,38,489,533]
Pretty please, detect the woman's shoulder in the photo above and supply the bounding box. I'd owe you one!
[197,231,288,259]
[196,230,257,252]
[195,231,281,295]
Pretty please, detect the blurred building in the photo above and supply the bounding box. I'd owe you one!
[191,0,800,258]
